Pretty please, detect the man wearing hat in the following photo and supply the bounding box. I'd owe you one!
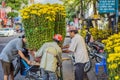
[63,27,89,80]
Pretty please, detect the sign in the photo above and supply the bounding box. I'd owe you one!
[98,0,115,13]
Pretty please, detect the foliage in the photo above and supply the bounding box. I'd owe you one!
[61,0,91,18]
[102,33,120,79]
[20,3,66,50]
[7,12,18,18]
[4,0,28,10]
[89,28,111,41]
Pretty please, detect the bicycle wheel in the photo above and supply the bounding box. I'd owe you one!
[14,62,20,77]
[84,60,92,73]
[25,75,36,80]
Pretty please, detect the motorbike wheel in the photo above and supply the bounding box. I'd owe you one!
[84,60,92,73]
[95,56,102,63]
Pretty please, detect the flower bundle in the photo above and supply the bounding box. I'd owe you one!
[102,33,120,79]
[20,3,66,50]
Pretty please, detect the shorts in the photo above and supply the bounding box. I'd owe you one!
[1,60,14,75]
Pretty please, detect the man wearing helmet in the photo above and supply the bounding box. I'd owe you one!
[0,34,31,80]
[32,34,63,80]
[63,27,89,80]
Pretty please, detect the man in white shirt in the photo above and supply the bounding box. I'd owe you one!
[63,27,89,80]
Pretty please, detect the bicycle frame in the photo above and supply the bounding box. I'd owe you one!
[20,59,33,76]
[21,59,42,79]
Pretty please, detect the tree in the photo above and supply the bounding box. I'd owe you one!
[7,12,18,18]
[0,0,28,27]
[61,0,92,19]
[0,0,28,10]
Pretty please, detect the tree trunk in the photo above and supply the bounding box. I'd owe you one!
[107,13,111,29]
[93,1,98,27]
[80,0,84,18]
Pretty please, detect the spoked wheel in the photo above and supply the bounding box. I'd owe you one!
[95,52,107,63]
[14,65,20,77]
[25,71,42,80]
[95,56,102,63]
[84,60,92,73]
[14,58,20,77]
[25,76,42,80]
[25,75,36,80]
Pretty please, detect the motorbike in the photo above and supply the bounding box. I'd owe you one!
[87,41,106,63]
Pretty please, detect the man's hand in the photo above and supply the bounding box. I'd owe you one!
[31,61,40,66]
[57,63,62,67]
[29,50,36,57]
[62,45,69,49]
[62,58,71,61]
[34,57,41,62]
[27,60,32,65]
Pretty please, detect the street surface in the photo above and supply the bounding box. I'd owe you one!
[0,33,105,80]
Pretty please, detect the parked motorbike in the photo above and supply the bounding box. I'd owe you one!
[68,54,92,73]
[87,41,106,63]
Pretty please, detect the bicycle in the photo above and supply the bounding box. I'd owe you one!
[14,48,64,80]
[20,58,42,80]
[14,49,42,80]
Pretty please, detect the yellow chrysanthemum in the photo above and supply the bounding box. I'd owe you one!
[115,76,119,80]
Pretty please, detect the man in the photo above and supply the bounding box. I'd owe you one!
[32,34,63,80]
[0,35,31,80]
[63,27,89,80]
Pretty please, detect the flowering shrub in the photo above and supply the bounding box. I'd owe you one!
[102,33,120,80]
[80,27,111,41]
[89,28,111,41]
[20,3,66,50]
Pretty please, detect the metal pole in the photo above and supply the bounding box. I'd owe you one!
[115,0,119,33]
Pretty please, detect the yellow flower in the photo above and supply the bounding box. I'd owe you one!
[24,12,28,16]
[115,76,119,80]
[107,58,110,63]
[111,63,117,69]
[118,62,120,65]
[22,16,29,19]
[30,10,37,15]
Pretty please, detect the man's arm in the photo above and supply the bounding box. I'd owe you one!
[18,50,31,64]
[62,44,69,49]
[62,49,71,53]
